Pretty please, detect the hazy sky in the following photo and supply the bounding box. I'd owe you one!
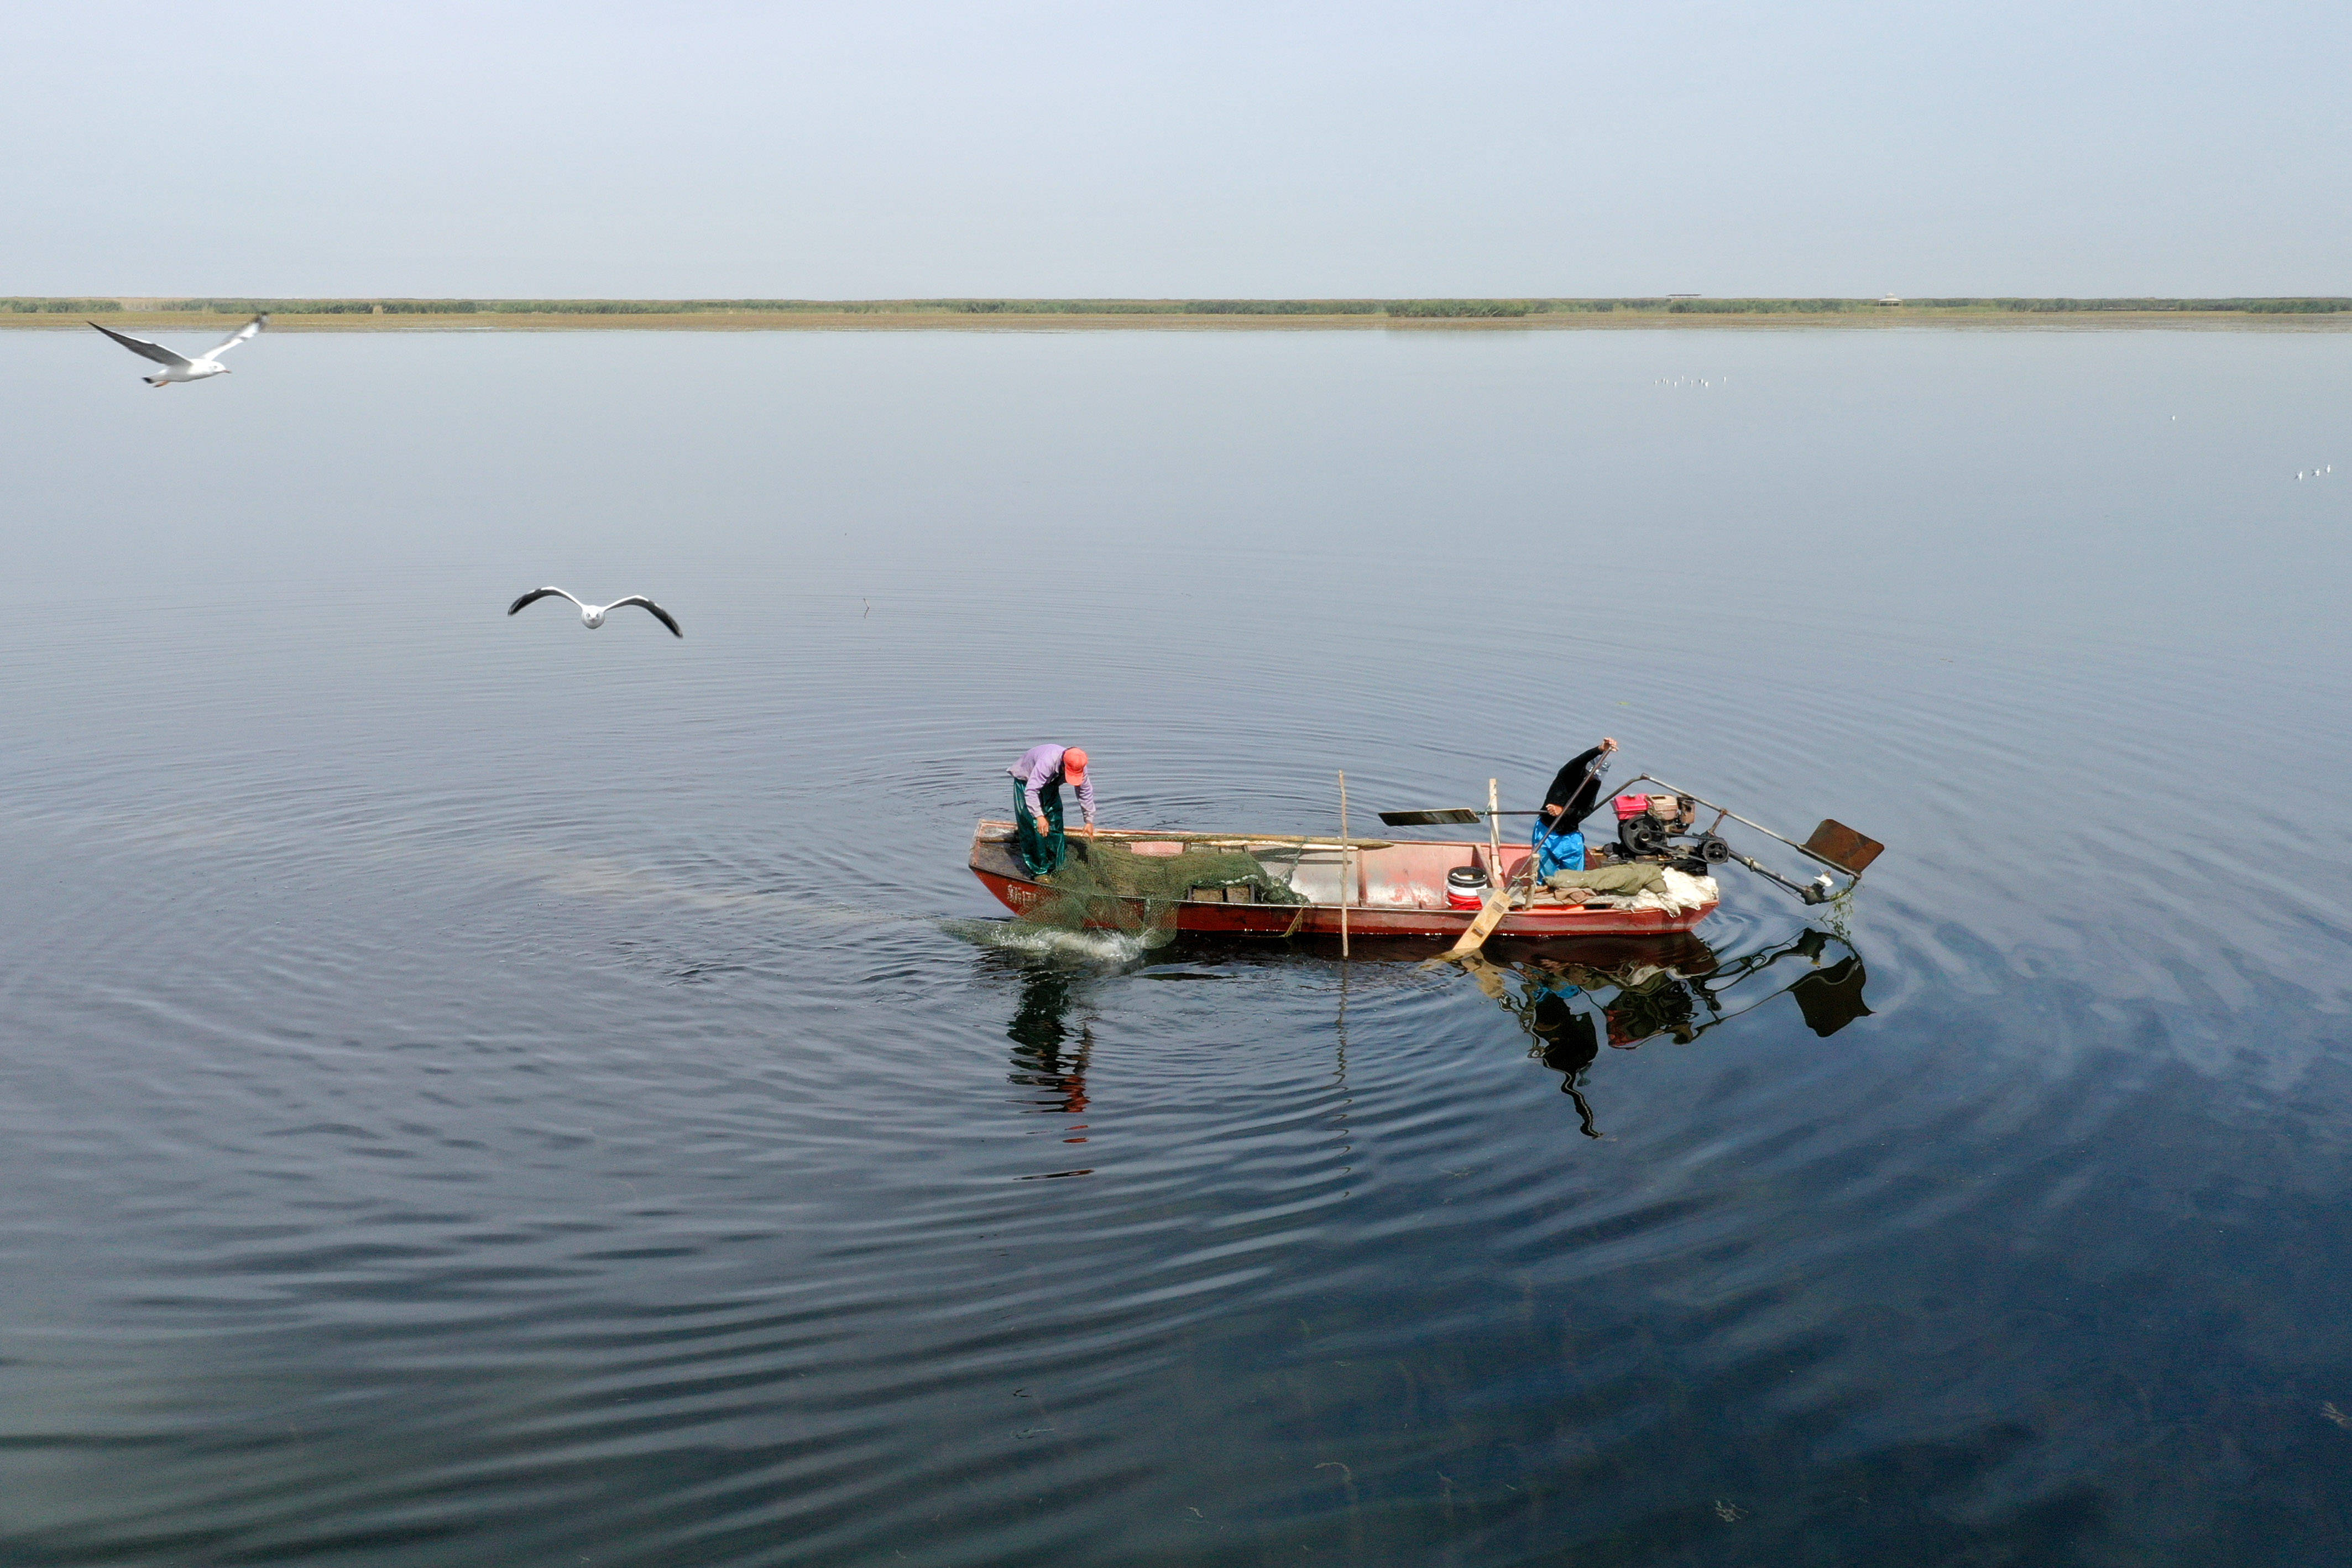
[9,0,2345,297]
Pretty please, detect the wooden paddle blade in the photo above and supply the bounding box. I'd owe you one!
[1441,887,1517,960]
[1379,808,1483,826]
[1804,819,1885,875]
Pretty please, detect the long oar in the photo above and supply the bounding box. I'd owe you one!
[1436,755,1607,963]
[1386,746,1616,829]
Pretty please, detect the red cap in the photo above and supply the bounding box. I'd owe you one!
[1063,747,1088,779]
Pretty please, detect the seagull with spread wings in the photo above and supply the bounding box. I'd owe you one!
[508,588,683,637]
[88,314,266,387]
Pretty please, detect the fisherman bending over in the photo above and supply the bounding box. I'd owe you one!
[1008,743,1096,877]
[1533,736,1616,878]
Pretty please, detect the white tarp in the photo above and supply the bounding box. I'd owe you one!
[1627,868,1719,914]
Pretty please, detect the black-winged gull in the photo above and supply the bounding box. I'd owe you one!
[88,315,266,387]
[507,588,682,637]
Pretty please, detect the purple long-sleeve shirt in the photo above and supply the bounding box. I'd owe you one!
[1008,744,1096,827]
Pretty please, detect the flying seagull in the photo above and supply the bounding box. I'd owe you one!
[508,587,682,637]
[88,314,266,386]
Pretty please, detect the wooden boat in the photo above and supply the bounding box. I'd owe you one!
[967,820,1717,939]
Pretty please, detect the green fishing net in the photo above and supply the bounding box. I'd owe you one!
[1017,838,1307,942]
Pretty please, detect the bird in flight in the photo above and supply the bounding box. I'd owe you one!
[508,587,682,637]
[88,315,267,387]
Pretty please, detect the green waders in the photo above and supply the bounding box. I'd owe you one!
[1015,781,1067,877]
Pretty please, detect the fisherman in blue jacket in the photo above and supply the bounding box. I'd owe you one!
[1533,737,1616,878]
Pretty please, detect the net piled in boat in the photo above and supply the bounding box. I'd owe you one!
[1018,838,1307,940]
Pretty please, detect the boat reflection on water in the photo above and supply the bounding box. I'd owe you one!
[1459,928,1871,1137]
[974,924,1866,1156]
[1005,966,1096,1168]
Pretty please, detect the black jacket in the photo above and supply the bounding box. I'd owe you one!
[1543,746,1609,828]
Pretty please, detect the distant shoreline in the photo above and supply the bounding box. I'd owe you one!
[9,296,2350,332]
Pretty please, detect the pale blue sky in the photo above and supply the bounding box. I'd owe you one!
[8,0,2345,297]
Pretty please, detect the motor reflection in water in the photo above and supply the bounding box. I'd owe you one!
[1459,928,1870,1137]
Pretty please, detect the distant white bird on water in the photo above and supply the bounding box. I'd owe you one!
[508,587,682,637]
[88,314,266,386]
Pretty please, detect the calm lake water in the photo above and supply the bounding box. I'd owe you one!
[3,324,2349,1566]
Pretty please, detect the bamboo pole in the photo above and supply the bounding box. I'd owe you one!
[1487,779,1503,887]
[1338,771,1351,959]
[981,823,1393,850]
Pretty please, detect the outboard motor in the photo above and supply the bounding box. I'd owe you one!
[1614,793,1729,869]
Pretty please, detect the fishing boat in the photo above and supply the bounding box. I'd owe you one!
[966,822,1717,939]
[966,775,1881,944]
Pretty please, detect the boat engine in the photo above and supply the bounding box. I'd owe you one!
[1613,794,1731,872]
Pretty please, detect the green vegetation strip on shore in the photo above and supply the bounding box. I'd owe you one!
[13,296,2350,318]
[3,298,127,313]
